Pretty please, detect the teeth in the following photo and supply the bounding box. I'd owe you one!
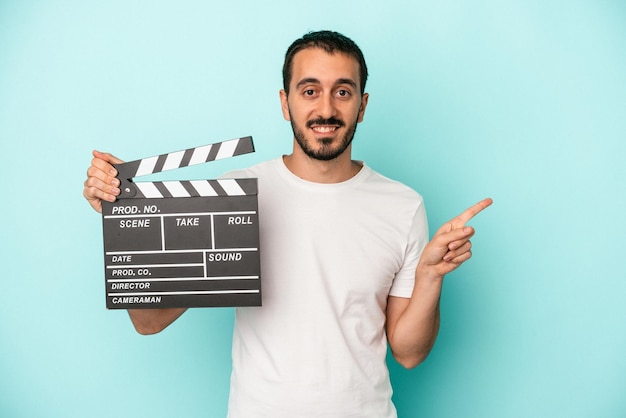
[313,126,336,133]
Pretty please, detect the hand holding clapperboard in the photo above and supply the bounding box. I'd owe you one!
[100,136,261,309]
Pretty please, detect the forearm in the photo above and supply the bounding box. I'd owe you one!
[387,267,443,369]
[128,308,187,335]
[387,198,492,368]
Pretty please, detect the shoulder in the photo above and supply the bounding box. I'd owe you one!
[360,164,424,204]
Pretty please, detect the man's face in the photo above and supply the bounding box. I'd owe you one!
[280,47,369,161]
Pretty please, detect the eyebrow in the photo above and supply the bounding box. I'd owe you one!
[336,78,358,89]
[295,77,358,90]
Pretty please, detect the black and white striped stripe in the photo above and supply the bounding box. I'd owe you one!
[134,136,254,177]
[133,178,257,198]
[115,136,255,198]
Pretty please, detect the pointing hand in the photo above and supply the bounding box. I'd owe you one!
[418,198,493,279]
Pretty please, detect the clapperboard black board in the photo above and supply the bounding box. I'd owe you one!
[101,136,261,309]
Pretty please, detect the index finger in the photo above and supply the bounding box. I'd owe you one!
[451,197,493,227]
[92,150,124,166]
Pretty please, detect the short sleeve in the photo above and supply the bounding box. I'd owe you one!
[388,200,429,298]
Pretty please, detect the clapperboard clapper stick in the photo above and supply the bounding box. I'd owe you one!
[101,136,261,309]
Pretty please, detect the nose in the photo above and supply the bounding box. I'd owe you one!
[317,93,337,119]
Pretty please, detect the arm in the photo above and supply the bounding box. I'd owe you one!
[83,150,187,334]
[386,198,493,369]
[127,308,187,335]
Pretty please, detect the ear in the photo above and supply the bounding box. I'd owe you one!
[279,89,291,121]
[357,92,369,123]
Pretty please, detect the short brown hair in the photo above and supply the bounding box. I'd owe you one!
[282,30,368,95]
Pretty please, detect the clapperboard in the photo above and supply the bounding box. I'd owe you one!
[101,136,261,309]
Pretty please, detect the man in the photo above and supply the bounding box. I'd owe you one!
[84,31,491,417]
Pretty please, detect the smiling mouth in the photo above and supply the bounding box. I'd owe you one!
[311,125,338,134]
[307,117,345,134]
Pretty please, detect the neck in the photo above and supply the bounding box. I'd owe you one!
[283,142,362,183]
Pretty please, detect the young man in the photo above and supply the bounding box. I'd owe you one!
[84,31,491,418]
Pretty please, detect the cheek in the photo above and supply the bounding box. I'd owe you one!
[286,102,309,124]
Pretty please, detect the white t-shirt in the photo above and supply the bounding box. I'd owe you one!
[224,158,428,418]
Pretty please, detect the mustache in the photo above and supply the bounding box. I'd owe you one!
[306,117,345,128]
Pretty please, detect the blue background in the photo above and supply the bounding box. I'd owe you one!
[1,1,624,417]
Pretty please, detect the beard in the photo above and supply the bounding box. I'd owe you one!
[290,114,358,161]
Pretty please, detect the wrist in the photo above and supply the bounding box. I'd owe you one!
[410,264,444,307]
[415,263,444,285]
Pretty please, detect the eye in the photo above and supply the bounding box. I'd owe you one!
[304,89,316,97]
[336,89,351,98]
